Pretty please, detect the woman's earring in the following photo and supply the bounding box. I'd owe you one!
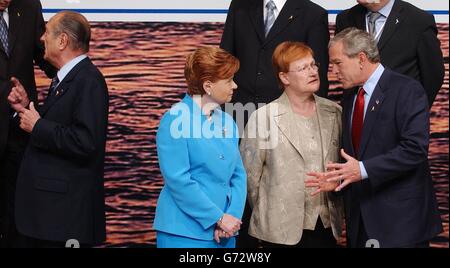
[207,91,211,96]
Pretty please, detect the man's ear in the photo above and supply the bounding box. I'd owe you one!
[358,52,368,68]
[59,33,69,50]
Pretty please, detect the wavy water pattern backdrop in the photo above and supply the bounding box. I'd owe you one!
[34,22,448,248]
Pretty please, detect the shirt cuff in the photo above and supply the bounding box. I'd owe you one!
[359,161,368,180]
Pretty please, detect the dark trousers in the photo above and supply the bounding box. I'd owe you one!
[0,144,25,248]
[0,120,31,248]
[259,218,338,248]
[355,213,430,248]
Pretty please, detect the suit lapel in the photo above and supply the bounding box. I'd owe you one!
[273,93,307,159]
[358,78,386,158]
[377,0,404,51]
[354,5,367,30]
[264,0,305,44]
[41,58,91,115]
[315,96,337,160]
[248,0,265,44]
[7,3,23,57]
[342,89,356,157]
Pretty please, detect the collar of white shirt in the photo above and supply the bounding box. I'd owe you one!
[57,54,88,83]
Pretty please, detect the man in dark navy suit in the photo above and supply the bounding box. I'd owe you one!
[306,28,442,248]
[8,11,108,247]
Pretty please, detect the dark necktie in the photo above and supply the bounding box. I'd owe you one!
[48,76,60,97]
[352,87,365,156]
[0,11,9,56]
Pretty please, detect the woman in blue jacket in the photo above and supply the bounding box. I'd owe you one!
[154,47,246,248]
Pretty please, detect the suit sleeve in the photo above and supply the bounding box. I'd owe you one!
[156,113,224,230]
[239,110,267,209]
[328,106,346,199]
[30,75,108,160]
[307,9,330,98]
[33,0,56,79]
[220,0,236,54]
[225,123,247,219]
[363,80,430,189]
[417,15,444,106]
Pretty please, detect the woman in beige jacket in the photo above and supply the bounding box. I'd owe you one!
[240,41,344,248]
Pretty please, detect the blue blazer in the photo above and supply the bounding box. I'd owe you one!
[153,94,247,240]
[341,68,442,247]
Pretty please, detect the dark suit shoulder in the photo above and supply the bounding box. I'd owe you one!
[400,1,434,19]
[380,68,425,96]
[399,1,436,27]
[11,0,41,10]
[227,0,253,10]
[304,0,327,14]
[79,62,106,85]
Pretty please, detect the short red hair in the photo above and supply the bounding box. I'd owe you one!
[185,46,240,96]
[272,41,314,88]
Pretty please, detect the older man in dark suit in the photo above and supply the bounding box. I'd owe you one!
[335,0,445,106]
[0,0,55,247]
[306,28,442,248]
[8,10,108,247]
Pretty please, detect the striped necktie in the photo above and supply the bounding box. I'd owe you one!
[368,12,383,38]
[0,12,9,56]
[264,0,277,37]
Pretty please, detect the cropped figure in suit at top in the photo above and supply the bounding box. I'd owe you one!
[220,0,330,106]
[335,0,444,107]
[154,47,247,248]
[306,28,442,248]
[240,41,344,248]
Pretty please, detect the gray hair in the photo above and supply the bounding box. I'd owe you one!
[52,11,91,53]
[329,27,380,63]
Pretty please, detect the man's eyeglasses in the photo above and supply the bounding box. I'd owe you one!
[288,62,320,73]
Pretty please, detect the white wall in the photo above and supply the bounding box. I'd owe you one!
[41,0,449,23]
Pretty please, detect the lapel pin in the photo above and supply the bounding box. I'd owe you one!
[288,15,294,20]
[371,106,375,112]
[17,12,20,17]
[395,18,399,24]
[375,99,380,105]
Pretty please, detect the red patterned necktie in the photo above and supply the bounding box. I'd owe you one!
[352,87,365,155]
